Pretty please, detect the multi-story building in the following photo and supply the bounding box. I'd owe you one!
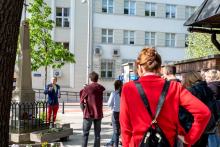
[21,0,203,95]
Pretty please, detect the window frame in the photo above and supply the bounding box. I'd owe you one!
[56,7,70,28]
[102,29,114,44]
[102,0,114,13]
[55,42,70,62]
[185,6,195,20]
[166,5,176,19]
[165,33,176,47]
[124,1,136,15]
[101,62,113,78]
[145,3,156,17]
[145,32,156,46]
[124,31,135,45]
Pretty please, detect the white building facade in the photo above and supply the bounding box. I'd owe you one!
[22,0,203,94]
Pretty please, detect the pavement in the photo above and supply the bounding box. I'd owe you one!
[50,106,120,147]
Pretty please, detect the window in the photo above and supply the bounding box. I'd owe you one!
[185,6,195,19]
[55,42,69,61]
[102,0,113,13]
[124,31,135,45]
[124,1,135,15]
[185,34,189,47]
[145,32,156,46]
[145,3,156,17]
[166,33,175,47]
[102,29,113,43]
[56,8,70,27]
[166,5,176,18]
[101,62,113,78]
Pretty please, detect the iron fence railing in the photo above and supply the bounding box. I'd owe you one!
[33,89,110,103]
[10,101,56,134]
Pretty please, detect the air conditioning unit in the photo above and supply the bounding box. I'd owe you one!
[94,46,102,56]
[53,71,62,77]
[112,49,120,57]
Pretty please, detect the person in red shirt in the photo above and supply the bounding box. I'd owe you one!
[119,47,211,147]
[80,72,105,147]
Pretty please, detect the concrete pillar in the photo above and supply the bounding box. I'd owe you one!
[12,20,35,103]
[70,0,75,88]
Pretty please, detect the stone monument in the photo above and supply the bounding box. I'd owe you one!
[12,20,35,103]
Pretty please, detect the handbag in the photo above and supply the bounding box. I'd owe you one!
[135,81,177,147]
[178,106,194,133]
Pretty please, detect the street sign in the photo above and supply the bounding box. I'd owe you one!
[34,74,41,77]
[119,76,124,82]
[130,74,138,81]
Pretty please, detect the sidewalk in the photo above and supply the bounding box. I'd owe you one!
[53,110,119,147]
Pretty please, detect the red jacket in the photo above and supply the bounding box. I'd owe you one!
[120,75,211,147]
[80,82,105,119]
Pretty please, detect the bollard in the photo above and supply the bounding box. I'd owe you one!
[62,101,65,114]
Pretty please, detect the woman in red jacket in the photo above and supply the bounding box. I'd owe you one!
[119,47,211,147]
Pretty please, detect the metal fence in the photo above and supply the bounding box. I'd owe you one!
[10,101,56,134]
[34,89,110,103]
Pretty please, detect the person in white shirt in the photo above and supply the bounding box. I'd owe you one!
[108,80,123,147]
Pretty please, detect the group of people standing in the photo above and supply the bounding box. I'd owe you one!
[77,47,220,147]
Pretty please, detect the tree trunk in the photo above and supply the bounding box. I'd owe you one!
[0,0,24,146]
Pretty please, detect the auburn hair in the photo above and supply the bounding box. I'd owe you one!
[135,47,162,73]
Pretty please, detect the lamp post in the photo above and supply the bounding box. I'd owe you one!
[82,0,90,85]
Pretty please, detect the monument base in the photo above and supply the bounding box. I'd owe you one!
[12,89,35,103]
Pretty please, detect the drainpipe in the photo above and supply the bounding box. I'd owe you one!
[211,33,220,51]
[91,0,94,73]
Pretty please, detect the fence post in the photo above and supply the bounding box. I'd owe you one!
[62,101,64,114]
[18,104,21,134]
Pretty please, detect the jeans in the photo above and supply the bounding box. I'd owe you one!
[110,133,114,145]
[82,118,102,147]
[112,112,121,147]
[208,127,219,147]
[47,105,59,122]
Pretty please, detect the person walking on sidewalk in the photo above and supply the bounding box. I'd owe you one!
[108,80,123,147]
[80,72,106,147]
[44,77,61,122]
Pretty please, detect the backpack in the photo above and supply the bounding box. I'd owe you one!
[135,81,177,147]
[194,86,220,134]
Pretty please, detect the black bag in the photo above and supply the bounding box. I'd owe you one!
[178,106,194,133]
[135,81,176,147]
[203,98,219,134]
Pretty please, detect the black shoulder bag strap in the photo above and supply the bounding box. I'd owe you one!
[135,81,179,147]
[134,81,171,121]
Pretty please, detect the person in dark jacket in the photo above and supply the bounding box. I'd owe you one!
[80,72,106,147]
[164,64,181,82]
[205,69,220,147]
[185,70,214,147]
[44,77,61,122]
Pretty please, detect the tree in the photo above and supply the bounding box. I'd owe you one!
[0,0,24,146]
[26,0,75,94]
[185,30,220,59]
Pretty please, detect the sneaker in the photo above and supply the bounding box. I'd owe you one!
[103,143,113,147]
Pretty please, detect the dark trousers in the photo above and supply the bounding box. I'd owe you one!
[191,134,209,147]
[112,112,121,147]
[82,118,102,147]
